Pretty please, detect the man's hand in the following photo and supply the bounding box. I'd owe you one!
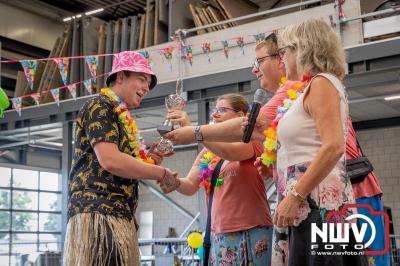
[254,157,273,178]
[167,110,191,127]
[241,114,270,142]
[164,126,196,145]
[159,168,180,193]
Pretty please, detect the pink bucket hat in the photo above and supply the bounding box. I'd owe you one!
[106,51,157,90]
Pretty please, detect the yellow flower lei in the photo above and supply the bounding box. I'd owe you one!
[101,88,154,164]
[261,76,309,166]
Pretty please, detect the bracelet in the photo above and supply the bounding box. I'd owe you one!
[289,185,306,202]
[194,126,203,142]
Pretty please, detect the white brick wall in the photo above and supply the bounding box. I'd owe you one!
[356,126,400,234]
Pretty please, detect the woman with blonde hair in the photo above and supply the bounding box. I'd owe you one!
[272,18,367,265]
[164,93,274,265]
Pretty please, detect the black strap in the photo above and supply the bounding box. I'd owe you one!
[355,137,365,157]
[203,159,224,266]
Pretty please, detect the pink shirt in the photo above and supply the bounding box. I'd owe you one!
[259,81,383,199]
[198,141,273,233]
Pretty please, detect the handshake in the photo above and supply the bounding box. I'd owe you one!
[158,168,180,194]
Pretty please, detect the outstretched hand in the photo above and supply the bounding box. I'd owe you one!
[159,168,180,193]
[167,110,191,127]
[164,126,196,145]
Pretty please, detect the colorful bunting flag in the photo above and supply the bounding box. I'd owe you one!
[236,37,245,55]
[183,45,193,66]
[53,57,69,85]
[83,79,93,94]
[139,50,151,63]
[30,93,40,105]
[221,41,229,59]
[201,43,212,63]
[67,84,77,99]
[20,60,38,91]
[86,56,99,84]
[161,47,174,70]
[50,89,60,106]
[12,97,22,116]
[254,33,266,44]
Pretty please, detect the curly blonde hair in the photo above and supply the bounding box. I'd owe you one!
[279,18,346,80]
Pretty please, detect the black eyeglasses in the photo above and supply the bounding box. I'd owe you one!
[253,54,278,69]
[211,107,240,114]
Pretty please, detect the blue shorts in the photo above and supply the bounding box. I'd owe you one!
[356,195,390,266]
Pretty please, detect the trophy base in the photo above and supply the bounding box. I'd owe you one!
[157,125,174,136]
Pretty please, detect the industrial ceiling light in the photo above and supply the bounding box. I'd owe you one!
[85,8,104,16]
[62,8,103,21]
[62,0,135,22]
[384,95,400,101]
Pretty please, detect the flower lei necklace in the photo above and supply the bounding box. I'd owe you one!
[261,75,312,166]
[198,151,224,194]
[101,88,154,164]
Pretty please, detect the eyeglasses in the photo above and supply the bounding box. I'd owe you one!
[253,54,278,69]
[277,45,295,59]
[211,107,240,114]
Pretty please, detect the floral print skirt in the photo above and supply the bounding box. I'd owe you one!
[211,226,272,266]
[272,161,368,266]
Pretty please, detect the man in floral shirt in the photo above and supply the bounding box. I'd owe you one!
[63,51,180,266]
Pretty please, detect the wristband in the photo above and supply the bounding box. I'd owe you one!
[289,185,306,202]
[194,126,203,142]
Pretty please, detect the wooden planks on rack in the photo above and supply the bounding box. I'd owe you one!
[215,0,258,25]
[138,14,146,49]
[189,4,207,35]
[144,0,155,47]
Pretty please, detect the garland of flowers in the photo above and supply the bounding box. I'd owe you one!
[101,88,154,164]
[261,75,312,167]
[198,151,224,194]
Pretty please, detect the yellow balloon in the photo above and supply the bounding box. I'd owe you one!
[187,232,203,249]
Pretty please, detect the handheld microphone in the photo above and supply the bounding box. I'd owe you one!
[242,89,268,143]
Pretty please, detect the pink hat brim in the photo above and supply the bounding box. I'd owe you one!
[106,66,157,90]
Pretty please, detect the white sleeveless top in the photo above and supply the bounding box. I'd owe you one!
[277,73,348,169]
[276,73,354,216]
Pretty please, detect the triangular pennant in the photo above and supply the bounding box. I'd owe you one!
[86,56,99,84]
[236,37,245,55]
[30,93,40,105]
[139,50,151,63]
[12,97,22,116]
[221,41,229,59]
[67,84,77,100]
[53,57,69,85]
[50,89,60,106]
[183,45,193,66]
[253,33,266,44]
[83,79,93,94]
[201,43,211,63]
[20,60,38,91]
[161,47,174,71]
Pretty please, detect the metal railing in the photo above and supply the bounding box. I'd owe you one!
[390,235,400,266]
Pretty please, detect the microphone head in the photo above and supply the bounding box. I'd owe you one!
[253,89,268,104]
